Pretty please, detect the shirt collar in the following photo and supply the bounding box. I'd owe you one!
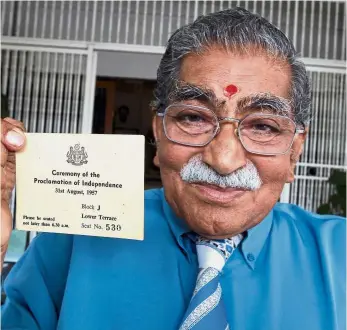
[160,187,274,269]
[160,188,192,254]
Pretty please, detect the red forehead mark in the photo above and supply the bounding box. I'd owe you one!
[224,84,238,98]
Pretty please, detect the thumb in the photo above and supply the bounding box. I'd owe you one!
[3,128,26,151]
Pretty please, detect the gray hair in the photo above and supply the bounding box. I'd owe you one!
[152,7,311,125]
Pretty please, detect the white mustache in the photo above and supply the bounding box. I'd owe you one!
[180,155,262,190]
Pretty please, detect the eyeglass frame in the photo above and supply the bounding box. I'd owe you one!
[156,103,306,156]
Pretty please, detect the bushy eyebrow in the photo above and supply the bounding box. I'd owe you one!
[168,81,226,108]
[169,81,291,117]
[236,93,292,117]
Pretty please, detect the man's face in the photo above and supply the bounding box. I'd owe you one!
[153,48,306,238]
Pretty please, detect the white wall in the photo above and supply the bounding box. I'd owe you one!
[97,51,161,80]
[1,48,161,79]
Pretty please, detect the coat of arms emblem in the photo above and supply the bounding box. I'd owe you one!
[66,143,88,166]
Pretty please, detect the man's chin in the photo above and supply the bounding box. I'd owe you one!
[187,182,254,206]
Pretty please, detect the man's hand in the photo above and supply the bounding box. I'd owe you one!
[1,118,26,270]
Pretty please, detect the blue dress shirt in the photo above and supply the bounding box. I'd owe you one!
[2,188,346,330]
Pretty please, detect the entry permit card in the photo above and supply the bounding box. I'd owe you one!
[15,133,144,240]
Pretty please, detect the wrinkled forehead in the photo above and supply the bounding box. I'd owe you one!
[174,49,293,116]
[179,49,292,97]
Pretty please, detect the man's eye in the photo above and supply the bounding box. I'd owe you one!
[252,124,279,133]
[176,114,206,123]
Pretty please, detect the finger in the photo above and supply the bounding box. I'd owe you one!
[1,142,8,168]
[1,165,15,198]
[1,119,26,151]
[2,117,26,132]
[1,200,13,256]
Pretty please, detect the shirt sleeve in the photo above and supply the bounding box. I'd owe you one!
[1,233,73,330]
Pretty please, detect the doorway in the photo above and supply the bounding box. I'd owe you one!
[92,78,161,189]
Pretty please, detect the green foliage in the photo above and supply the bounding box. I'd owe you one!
[317,170,346,217]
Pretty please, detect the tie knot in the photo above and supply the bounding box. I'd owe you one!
[196,235,242,271]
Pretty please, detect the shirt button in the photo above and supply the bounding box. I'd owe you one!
[247,253,255,262]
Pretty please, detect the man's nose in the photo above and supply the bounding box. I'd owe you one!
[201,124,247,176]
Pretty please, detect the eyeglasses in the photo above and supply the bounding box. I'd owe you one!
[156,104,305,156]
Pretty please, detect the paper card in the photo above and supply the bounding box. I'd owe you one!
[15,133,144,240]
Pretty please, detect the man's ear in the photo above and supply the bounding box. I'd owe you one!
[152,114,160,167]
[287,128,308,183]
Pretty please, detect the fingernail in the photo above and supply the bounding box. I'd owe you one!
[6,129,25,147]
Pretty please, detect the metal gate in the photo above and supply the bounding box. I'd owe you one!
[1,1,345,61]
[1,43,98,260]
[287,67,346,212]
[1,44,97,134]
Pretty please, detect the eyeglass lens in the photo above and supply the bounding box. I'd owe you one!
[163,105,297,154]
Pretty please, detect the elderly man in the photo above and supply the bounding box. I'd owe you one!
[1,8,345,330]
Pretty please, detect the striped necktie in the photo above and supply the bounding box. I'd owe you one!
[179,235,243,330]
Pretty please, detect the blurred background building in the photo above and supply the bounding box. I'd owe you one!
[0,1,346,271]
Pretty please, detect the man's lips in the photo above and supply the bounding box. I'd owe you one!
[191,182,249,204]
